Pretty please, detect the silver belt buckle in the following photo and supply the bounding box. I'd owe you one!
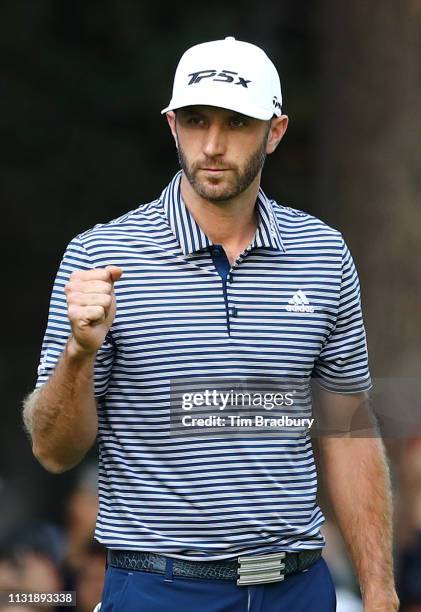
[237,552,286,586]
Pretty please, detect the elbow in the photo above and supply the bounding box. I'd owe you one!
[41,461,70,475]
[32,445,80,474]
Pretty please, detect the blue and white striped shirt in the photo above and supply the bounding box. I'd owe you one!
[36,171,371,560]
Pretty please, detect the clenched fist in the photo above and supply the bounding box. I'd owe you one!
[64,266,123,357]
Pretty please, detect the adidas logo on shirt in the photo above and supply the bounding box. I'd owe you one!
[285,290,315,313]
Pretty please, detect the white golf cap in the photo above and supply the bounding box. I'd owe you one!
[161,36,282,120]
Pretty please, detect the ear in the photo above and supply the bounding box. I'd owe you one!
[266,115,289,155]
[166,111,178,147]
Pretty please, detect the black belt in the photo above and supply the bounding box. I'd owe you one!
[107,548,322,586]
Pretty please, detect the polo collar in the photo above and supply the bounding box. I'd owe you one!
[160,171,285,256]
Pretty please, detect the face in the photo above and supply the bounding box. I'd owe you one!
[167,106,288,203]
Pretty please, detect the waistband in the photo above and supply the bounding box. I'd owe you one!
[107,548,323,586]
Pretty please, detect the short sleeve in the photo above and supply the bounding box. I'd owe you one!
[35,235,115,397]
[312,239,372,393]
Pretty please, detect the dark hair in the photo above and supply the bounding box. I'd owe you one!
[0,522,65,566]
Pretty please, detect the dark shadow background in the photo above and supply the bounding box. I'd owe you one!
[2,0,320,528]
[1,2,421,605]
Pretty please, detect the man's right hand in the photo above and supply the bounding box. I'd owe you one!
[64,266,123,357]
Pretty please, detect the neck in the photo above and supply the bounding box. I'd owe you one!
[180,173,261,254]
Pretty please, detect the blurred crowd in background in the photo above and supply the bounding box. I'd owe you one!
[0,462,104,612]
[2,0,420,610]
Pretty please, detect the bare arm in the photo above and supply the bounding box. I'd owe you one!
[313,388,399,611]
[23,265,122,474]
[23,341,98,473]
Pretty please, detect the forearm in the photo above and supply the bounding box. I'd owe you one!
[319,435,398,607]
[23,336,98,473]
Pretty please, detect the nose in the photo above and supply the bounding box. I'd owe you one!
[202,123,227,158]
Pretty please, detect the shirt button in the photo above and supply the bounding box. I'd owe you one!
[231,306,238,317]
[213,246,222,256]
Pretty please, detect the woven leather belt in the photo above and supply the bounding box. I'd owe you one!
[107,548,322,586]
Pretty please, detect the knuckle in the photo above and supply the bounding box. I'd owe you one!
[67,304,79,320]
[94,282,108,294]
[69,270,84,282]
[94,269,109,281]
[66,290,79,304]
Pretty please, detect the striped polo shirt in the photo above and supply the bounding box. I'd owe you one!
[36,171,371,560]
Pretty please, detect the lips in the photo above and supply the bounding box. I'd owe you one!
[202,168,229,172]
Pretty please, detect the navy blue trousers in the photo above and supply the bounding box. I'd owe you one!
[99,557,337,611]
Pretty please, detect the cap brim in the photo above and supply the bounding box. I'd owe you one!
[161,92,274,121]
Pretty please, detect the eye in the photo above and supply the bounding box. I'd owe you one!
[186,116,206,126]
[230,115,248,128]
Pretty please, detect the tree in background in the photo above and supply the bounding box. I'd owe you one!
[318,0,421,379]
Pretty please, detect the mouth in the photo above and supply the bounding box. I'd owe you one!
[201,168,230,173]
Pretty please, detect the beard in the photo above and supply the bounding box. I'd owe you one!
[176,133,269,203]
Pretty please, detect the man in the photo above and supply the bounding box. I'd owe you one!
[23,37,399,611]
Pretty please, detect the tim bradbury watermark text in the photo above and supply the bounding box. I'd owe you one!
[181,414,315,429]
